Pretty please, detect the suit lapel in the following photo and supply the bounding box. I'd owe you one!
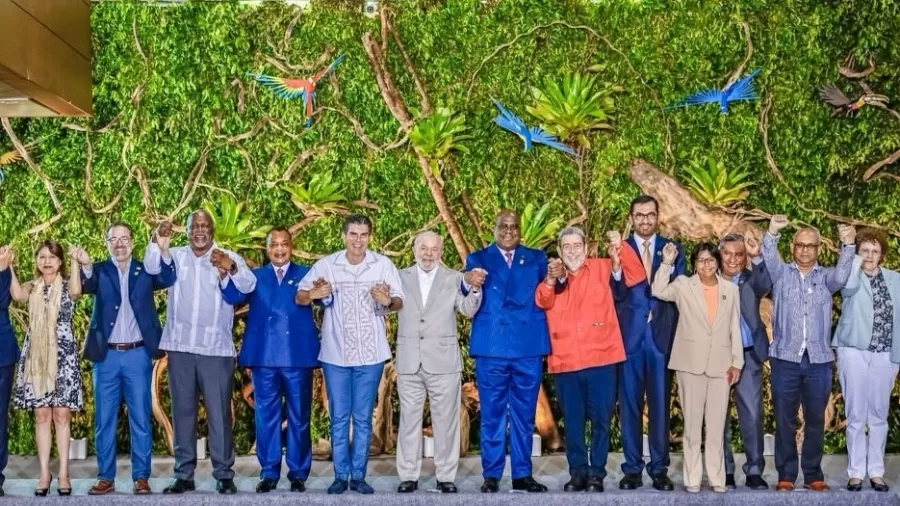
[126,259,142,306]
[689,276,724,332]
[652,235,666,276]
[710,281,727,330]
[487,244,511,286]
[404,267,424,313]
[106,260,122,304]
[423,266,446,313]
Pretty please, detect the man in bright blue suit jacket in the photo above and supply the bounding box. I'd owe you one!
[0,246,18,497]
[464,211,550,494]
[78,222,176,495]
[615,196,685,492]
[221,227,320,494]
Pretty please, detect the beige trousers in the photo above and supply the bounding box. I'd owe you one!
[396,369,461,483]
[676,370,730,489]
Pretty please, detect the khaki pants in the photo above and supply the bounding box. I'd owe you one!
[676,371,729,489]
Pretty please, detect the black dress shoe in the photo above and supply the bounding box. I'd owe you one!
[725,473,736,489]
[256,478,278,493]
[397,480,418,493]
[745,475,768,490]
[847,479,862,492]
[437,482,457,493]
[564,475,586,492]
[290,479,306,492]
[512,476,547,492]
[586,476,604,492]
[163,479,196,494]
[481,477,499,493]
[619,473,642,490]
[651,473,674,491]
[217,479,238,494]
[871,478,890,492]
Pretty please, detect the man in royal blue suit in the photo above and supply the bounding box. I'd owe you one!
[221,227,320,493]
[616,195,684,492]
[465,210,550,493]
[77,222,177,495]
[0,246,18,497]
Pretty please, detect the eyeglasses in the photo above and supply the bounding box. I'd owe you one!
[497,224,519,232]
[107,237,132,245]
[696,257,718,265]
[632,212,658,222]
[793,242,819,251]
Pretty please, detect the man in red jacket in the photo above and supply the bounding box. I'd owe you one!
[535,228,645,492]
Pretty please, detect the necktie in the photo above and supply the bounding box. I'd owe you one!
[505,251,513,268]
[642,241,652,279]
[276,267,284,284]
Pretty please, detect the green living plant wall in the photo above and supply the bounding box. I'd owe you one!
[1,0,900,457]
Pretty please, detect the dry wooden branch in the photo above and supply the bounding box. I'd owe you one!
[862,146,900,182]
[839,53,875,80]
[725,22,753,87]
[268,145,329,188]
[318,106,409,151]
[385,12,432,115]
[1,118,63,234]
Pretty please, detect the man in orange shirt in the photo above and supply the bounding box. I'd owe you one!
[536,227,645,492]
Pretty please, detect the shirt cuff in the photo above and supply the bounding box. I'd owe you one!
[81,265,93,279]
[751,256,763,265]
[611,270,622,281]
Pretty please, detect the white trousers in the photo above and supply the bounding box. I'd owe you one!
[837,347,899,479]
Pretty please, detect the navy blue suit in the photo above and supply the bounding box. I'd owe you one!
[222,262,320,482]
[81,258,176,482]
[0,268,18,487]
[615,235,685,477]
[465,244,549,480]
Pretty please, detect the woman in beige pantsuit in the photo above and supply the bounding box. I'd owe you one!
[652,242,744,493]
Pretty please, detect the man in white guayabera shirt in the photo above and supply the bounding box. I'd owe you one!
[296,214,403,496]
[144,210,256,495]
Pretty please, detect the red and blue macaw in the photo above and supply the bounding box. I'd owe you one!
[248,52,345,128]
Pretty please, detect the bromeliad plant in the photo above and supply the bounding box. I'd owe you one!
[681,157,753,208]
[281,170,348,215]
[202,193,272,255]
[479,203,564,250]
[409,106,473,185]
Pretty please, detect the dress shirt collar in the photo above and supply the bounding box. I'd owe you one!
[271,262,290,274]
[495,244,517,257]
[416,264,438,278]
[109,256,133,274]
[335,249,375,266]
[636,233,657,253]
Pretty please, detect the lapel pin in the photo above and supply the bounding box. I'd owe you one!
[656,250,661,256]
[722,294,727,300]
[288,280,294,285]
[519,258,524,265]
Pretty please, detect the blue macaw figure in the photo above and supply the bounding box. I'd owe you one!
[248,52,345,128]
[491,98,576,155]
[667,68,761,114]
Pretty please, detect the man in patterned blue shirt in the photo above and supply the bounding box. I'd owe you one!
[761,215,855,493]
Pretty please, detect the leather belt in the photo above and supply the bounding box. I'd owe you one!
[108,341,145,351]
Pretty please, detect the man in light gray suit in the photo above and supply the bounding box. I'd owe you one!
[395,231,484,494]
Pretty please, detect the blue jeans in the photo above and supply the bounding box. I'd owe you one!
[322,362,384,480]
[93,348,152,481]
[251,367,314,481]
[771,354,832,482]
[554,364,617,479]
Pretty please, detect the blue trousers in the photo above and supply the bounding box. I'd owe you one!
[251,367,314,481]
[554,364,617,479]
[0,365,13,486]
[322,362,384,481]
[475,356,542,480]
[618,326,670,476]
[771,355,832,482]
[93,348,152,481]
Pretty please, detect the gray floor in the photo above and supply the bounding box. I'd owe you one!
[0,453,897,505]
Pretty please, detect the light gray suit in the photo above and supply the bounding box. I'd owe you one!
[395,265,481,483]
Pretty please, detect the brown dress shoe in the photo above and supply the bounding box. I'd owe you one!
[134,479,152,495]
[804,480,830,492]
[89,479,116,495]
[775,480,794,491]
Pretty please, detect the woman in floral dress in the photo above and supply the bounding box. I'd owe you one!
[8,241,87,496]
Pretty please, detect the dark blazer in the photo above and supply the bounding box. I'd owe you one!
[0,269,19,367]
[464,243,550,359]
[222,262,320,368]
[615,235,686,355]
[81,258,177,362]
[733,260,772,362]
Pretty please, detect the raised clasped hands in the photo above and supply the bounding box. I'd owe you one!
[662,242,678,265]
[154,220,174,253]
[0,245,12,271]
[837,224,856,246]
[464,268,487,290]
[210,249,235,278]
[309,277,333,300]
[768,214,789,235]
[370,281,392,306]
[68,246,91,266]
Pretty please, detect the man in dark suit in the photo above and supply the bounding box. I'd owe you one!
[719,233,771,490]
[0,246,18,497]
[221,227,320,493]
[615,195,685,491]
[464,210,550,494]
[76,222,176,495]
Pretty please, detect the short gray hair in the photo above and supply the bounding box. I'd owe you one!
[557,226,586,245]
[413,231,443,249]
[718,233,745,250]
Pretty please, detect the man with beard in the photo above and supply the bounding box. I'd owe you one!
[718,233,771,490]
[616,195,685,491]
[0,246,17,497]
[535,228,645,492]
[296,214,403,495]
[76,222,176,495]
[144,210,256,495]
[221,227,320,493]
[762,215,855,492]
[395,231,483,494]
[464,210,550,493]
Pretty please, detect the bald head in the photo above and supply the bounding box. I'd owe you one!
[494,210,521,250]
[791,227,821,270]
[413,231,443,271]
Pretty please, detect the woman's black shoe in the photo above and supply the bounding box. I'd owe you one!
[35,474,52,497]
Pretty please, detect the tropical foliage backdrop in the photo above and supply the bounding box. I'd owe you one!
[2,0,900,457]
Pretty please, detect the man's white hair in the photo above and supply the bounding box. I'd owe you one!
[413,230,443,249]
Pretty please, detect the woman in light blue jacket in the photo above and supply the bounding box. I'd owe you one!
[833,228,900,493]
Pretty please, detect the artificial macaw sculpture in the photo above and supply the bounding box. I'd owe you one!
[248,52,345,128]
[819,82,890,117]
[668,68,761,114]
[491,98,576,155]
